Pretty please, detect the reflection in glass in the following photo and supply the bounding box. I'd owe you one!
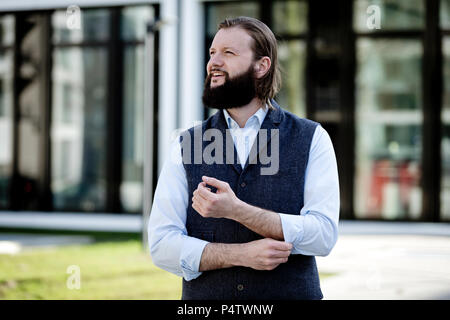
[442,38,450,220]
[52,9,110,44]
[0,50,13,208]
[354,0,424,32]
[51,48,107,211]
[121,6,154,41]
[272,1,307,35]
[121,46,145,213]
[441,0,450,29]
[0,16,15,208]
[0,15,14,46]
[355,39,423,220]
[206,2,260,37]
[277,41,306,117]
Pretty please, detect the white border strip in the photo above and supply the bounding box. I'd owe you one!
[0,0,159,11]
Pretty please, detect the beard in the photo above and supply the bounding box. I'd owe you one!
[202,64,256,110]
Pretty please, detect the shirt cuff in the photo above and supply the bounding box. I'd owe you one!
[179,236,210,281]
[278,213,305,252]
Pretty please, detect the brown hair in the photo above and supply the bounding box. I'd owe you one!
[218,16,281,108]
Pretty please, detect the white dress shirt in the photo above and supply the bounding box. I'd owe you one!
[148,107,340,281]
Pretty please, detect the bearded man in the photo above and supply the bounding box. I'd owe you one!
[148,16,340,300]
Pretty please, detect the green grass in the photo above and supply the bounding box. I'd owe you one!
[0,240,182,300]
[0,239,336,300]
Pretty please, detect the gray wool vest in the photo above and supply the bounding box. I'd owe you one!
[180,100,322,300]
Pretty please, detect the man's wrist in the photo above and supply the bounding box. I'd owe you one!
[200,242,249,271]
[231,198,252,223]
[231,242,249,268]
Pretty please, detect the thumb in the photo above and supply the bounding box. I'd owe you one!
[202,176,229,191]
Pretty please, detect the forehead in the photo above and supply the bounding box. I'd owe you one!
[210,27,253,52]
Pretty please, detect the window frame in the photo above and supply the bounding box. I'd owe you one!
[4,4,159,213]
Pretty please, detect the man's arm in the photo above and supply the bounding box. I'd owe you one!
[148,140,209,281]
[149,140,293,280]
[199,238,292,272]
[192,126,340,256]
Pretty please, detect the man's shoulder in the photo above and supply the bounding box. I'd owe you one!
[277,104,320,130]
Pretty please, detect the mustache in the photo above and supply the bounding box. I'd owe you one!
[208,69,229,77]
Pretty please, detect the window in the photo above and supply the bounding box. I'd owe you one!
[204,1,308,118]
[273,0,308,118]
[120,6,155,213]
[354,0,424,220]
[441,0,450,221]
[354,0,425,31]
[52,46,108,211]
[206,2,260,38]
[50,6,156,213]
[0,15,14,208]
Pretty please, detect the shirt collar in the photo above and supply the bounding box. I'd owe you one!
[223,104,268,129]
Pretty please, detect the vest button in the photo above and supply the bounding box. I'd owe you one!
[237,284,244,291]
[240,182,246,188]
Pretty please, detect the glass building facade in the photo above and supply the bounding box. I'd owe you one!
[0,0,449,222]
[0,4,158,214]
[204,0,449,222]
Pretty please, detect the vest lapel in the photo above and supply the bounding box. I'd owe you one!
[210,110,242,175]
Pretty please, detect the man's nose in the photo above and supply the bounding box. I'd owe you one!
[208,53,224,69]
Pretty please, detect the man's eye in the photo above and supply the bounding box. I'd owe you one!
[225,51,234,54]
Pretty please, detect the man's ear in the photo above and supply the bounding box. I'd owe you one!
[255,56,271,79]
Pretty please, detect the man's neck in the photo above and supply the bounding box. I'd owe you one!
[226,98,265,128]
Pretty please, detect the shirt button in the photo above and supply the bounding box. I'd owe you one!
[237,284,244,291]
[240,182,246,188]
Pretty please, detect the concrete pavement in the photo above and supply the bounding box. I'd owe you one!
[317,233,450,300]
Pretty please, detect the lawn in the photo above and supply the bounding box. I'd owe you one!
[0,240,182,300]
[0,238,335,300]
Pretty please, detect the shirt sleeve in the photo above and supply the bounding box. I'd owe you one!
[148,138,209,281]
[278,125,340,256]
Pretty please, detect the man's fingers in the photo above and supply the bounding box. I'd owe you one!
[269,250,291,258]
[192,199,206,215]
[197,184,216,201]
[267,239,293,251]
[272,257,289,264]
[264,258,288,270]
[193,188,209,202]
[202,176,228,190]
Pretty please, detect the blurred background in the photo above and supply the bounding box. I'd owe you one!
[0,0,449,300]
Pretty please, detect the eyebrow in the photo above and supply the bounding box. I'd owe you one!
[224,47,238,51]
[209,46,239,52]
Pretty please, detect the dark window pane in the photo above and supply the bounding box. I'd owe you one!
[51,48,108,211]
[354,0,424,32]
[52,9,110,44]
[355,39,423,220]
[121,6,155,41]
[442,38,450,220]
[121,45,145,213]
[0,50,13,208]
[272,1,307,35]
[276,40,306,117]
[206,2,260,37]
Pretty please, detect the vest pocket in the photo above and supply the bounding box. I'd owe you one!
[190,230,215,243]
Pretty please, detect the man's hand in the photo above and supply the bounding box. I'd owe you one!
[241,238,292,270]
[192,176,285,241]
[192,176,242,219]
